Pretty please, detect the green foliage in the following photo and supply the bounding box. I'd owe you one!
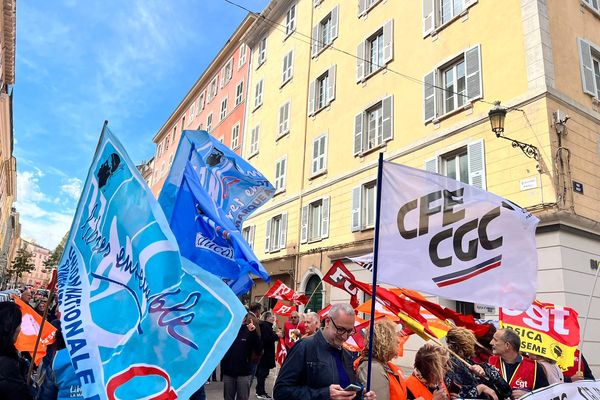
[43,232,68,273]
[7,247,35,284]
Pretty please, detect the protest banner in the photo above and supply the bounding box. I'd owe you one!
[264,280,308,305]
[500,301,580,369]
[159,130,274,295]
[376,161,539,310]
[12,295,56,364]
[57,124,246,399]
[273,301,296,317]
[519,379,600,400]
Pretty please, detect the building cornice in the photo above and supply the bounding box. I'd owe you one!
[241,0,288,47]
[152,13,256,143]
[2,0,15,85]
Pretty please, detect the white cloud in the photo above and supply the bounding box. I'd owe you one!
[17,170,47,203]
[60,177,82,200]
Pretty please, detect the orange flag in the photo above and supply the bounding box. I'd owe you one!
[12,295,57,364]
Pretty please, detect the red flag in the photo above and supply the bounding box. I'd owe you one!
[273,301,296,317]
[46,269,57,291]
[322,261,367,309]
[276,338,287,366]
[264,280,308,305]
[12,295,57,365]
[318,304,332,320]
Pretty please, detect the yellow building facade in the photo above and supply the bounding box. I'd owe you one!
[241,0,600,372]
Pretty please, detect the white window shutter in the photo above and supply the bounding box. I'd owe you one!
[309,80,316,116]
[383,20,394,64]
[322,135,328,171]
[382,95,393,142]
[331,5,339,41]
[312,139,319,174]
[312,24,320,57]
[358,0,367,16]
[424,71,436,122]
[282,157,287,190]
[354,112,364,156]
[265,218,271,252]
[321,196,330,239]
[279,213,288,250]
[578,38,596,96]
[351,187,361,231]
[465,44,482,101]
[464,0,478,7]
[249,225,255,250]
[301,205,309,243]
[424,156,438,173]
[423,0,435,36]
[467,139,486,189]
[289,51,294,79]
[357,42,366,82]
[327,65,336,103]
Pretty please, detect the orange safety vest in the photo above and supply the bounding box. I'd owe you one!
[406,374,449,400]
[489,355,537,391]
[354,357,407,400]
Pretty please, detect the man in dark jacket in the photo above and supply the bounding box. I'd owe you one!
[273,304,375,400]
[256,311,279,399]
[221,314,262,400]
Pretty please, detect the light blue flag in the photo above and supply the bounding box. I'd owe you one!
[159,130,274,294]
[56,124,246,399]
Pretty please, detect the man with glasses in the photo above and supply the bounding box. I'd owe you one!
[488,329,548,399]
[273,304,376,400]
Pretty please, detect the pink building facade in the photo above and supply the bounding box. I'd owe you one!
[20,239,51,287]
[150,14,256,196]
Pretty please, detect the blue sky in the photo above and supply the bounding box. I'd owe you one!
[14,0,269,250]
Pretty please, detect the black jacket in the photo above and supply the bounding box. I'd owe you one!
[221,325,261,377]
[273,330,356,400]
[0,355,33,400]
[258,320,279,369]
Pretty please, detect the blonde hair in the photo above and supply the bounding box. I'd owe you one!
[446,327,476,359]
[414,344,450,384]
[361,319,399,362]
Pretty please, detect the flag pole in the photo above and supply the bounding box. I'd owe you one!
[27,285,56,384]
[578,263,599,373]
[366,153,384,393]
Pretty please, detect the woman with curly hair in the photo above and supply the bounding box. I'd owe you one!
[0,301,34,400]
[445,327,510,400]
[357,319,407,400]
[406,344,451,400]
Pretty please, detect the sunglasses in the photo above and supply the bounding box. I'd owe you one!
[329,317,356,336]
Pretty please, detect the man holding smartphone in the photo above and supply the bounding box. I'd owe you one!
[273,304,376,400]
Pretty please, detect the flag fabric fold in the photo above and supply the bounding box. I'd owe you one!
[56,126,246,399]
[264,280,308,305]
[377,161,539,310]
[12,295,56,365]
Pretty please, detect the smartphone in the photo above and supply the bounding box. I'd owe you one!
[343,384,363,392]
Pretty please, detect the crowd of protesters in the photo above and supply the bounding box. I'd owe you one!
[0,291,596,400]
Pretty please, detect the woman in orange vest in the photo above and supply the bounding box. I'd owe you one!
[356,319,407,400]
[406,344,451,400]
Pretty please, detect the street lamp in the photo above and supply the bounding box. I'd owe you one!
[488,101,540,160]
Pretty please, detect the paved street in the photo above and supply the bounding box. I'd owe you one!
[204,368,278,400]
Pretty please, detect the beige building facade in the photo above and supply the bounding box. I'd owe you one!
[20,239,52,288]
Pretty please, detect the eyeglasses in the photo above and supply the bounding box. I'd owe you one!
[329,317,356,336]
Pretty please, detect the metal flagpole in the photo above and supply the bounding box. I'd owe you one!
[578,263,600,373]
[366,153,384,393]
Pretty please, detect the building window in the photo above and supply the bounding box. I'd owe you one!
[351,181,376,231]
[220,97,228,120]
[206,113,213,132]
[578,38,600,99]
[242,225,255,249]
[222,58,233,86]
[239,43,247,68]
[199,92,206,111]
[282,50,294,85]
[231,123,240,149]
[285,4,296,36]
[274,156,287,193]
[208,77,218,101]
[424,140,486,189]
[304,275,323,312]
[278,102,291,138]
[309,65,336,116]
[254,80,263,109]
[257,37,267,67]
[311,134,327,176]
[235,81,244,106]
[250,125,259,156]
[301,197,330,243]
[359,0,383,16]
[354,95,393,156]
[265,213,287,253]
[423,0,478,36]
[356,20,393,82]
[423,45,481,123]
[189,104,195,121]
[312,5,339,58]
[181,117,185,131]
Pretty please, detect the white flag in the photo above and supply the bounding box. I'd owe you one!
[377,161,538,310]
